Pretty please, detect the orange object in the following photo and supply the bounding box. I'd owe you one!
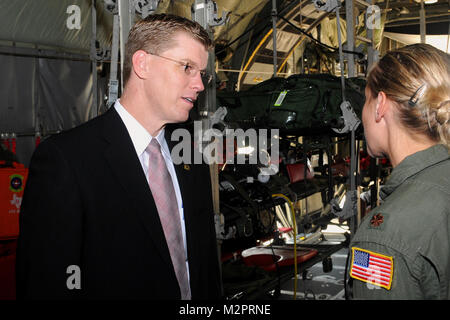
[0,163,28,240]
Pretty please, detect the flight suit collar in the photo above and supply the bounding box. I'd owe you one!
[380,144,450,200]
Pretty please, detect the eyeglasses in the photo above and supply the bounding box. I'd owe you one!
[148,52,213,85]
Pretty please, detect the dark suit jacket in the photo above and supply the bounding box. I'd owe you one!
[16,107,222,300]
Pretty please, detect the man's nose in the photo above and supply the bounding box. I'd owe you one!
[191,72,205,92]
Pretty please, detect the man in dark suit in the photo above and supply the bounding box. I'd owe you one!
[16,14,222,300]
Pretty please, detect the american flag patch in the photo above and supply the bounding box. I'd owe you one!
[350,247,393,290]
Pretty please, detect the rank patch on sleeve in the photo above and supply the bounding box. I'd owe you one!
[350,247,393,290]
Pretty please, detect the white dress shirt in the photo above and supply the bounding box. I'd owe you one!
[114,100,190,284]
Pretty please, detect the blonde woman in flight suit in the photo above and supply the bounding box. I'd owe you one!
[348,43,450,299]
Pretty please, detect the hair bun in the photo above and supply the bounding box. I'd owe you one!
[436,100,450,125]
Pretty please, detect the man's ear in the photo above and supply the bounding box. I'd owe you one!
[131,50,149,79]
[375,91,388,122]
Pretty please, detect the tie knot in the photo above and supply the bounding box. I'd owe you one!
[147,138,161,153]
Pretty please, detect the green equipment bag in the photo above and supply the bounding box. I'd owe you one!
[216,77,286,128]
[217,74,366,134]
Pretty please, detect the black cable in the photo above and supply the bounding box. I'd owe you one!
[216,6,365,61]
[216,16,272,55]
[265,192,282,299]
[344,247,351,299]
[276,15,365,59]
[216,16,269,54]
[216,0,306,55]
[268,240,282,298]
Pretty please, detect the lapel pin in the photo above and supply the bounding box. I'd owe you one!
[183,164,191,171]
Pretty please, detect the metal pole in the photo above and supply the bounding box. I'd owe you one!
[366,0,378,71]
[299,6,304,73]
[345,0,356,77]
[107,14,120,108]
[118,0,134,94]
[271,0,278,77]
[91,0,98,116]
[110,15,119,84]
[349,129,356,234]
[335,7,346,102]
[192,1,223,296]
[447,1,450,53]
[420,0,426,44]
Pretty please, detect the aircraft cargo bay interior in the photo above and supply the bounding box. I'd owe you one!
[1,0,449,302]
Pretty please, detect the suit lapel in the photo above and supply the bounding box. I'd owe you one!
[101,108,173,269]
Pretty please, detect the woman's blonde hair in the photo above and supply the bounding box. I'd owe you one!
[366,43,450,148]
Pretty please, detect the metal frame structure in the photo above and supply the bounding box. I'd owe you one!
[233,0,380,235]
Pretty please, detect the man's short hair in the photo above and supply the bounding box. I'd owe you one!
[123,14,213,87]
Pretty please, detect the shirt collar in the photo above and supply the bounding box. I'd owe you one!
[380,144,450,200]
[114,99,168,157]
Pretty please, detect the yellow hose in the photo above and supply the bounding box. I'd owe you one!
[238,29,274,86]
[272,193,297,300]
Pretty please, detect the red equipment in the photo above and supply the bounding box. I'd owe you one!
[0,162,28,239]
[241,246,318,272]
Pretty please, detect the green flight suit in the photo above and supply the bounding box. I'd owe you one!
[349,144,450,299]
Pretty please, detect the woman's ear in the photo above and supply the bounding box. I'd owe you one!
[375,91,388,122]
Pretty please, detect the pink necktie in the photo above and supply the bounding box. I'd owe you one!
[147,139,191,299]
